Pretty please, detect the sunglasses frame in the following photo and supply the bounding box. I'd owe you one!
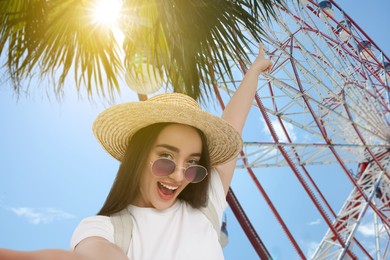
[150,158,208,183]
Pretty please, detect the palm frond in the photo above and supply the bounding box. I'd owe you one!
[122,0,283,101]
[1,0,284,101]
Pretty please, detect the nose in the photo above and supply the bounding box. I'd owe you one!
[169,164,186,182]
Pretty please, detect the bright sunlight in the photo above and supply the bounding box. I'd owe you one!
[91,0,122,28]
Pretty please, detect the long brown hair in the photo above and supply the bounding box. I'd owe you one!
[97,123,211,216]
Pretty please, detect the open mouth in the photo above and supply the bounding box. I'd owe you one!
[157,181,179,199]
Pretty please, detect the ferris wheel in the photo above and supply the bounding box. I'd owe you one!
[212,0,390,259]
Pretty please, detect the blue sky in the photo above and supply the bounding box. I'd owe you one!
[1,1,389,259]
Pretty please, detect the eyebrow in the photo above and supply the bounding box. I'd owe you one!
[155,144,202,157]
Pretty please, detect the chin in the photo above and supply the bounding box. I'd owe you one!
[153,199,176,210]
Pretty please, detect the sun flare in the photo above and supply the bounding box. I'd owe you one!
[91,0,122,28]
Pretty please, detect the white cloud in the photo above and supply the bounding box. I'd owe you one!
[302,240,319,259]
[308,219,321,226]
[262,118,297,143]
[358,222,375,237]
[9,207,76,224]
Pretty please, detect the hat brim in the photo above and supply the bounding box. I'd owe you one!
[93,96,243,166]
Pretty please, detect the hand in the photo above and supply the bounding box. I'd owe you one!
[252,42,273,74]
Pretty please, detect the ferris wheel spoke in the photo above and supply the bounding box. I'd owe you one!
[238,142,390,169]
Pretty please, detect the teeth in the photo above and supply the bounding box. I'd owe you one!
[159,182,178,190]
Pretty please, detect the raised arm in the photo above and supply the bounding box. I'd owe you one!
[216,42,272,195]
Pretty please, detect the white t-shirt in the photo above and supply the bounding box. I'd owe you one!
[70,169,227,260]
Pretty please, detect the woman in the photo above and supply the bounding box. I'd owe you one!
[0,43,271,260]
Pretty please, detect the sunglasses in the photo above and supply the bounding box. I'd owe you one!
[151,158,208,183]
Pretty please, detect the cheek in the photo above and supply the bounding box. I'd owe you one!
[140,168,154,189]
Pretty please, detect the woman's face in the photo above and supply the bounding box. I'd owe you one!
[133,124,203,210]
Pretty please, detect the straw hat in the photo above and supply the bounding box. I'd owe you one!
[93,93,243,166]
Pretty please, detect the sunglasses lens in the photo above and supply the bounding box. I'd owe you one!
[185,166,207,183]
[152,159,175,176]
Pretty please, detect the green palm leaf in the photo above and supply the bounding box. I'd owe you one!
[0,0,284,101]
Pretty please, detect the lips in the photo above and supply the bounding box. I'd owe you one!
[157,181,179,200]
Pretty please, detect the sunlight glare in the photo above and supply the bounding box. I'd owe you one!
[92,0,122,28]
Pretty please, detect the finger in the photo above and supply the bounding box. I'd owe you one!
[258,42,265,59]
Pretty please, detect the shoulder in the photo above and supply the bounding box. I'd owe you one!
[70,215,114,250]
[207,168,228,224]
[76,215,113,229]
[208,168,226,202]
[209,168,223,186]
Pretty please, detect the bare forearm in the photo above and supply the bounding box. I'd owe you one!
[222,43,272,133]
[0,249,84,260]
[0,238,127,260]
[222,64,262,133]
